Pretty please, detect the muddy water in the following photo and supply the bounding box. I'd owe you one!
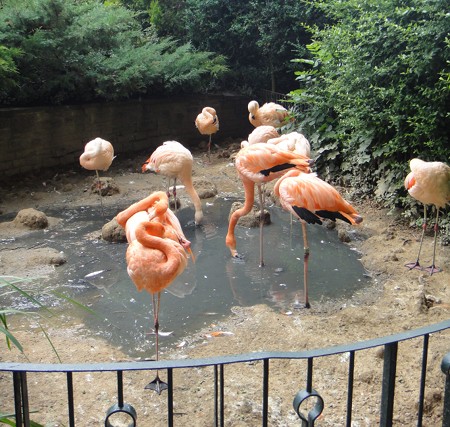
[2,198,370,358]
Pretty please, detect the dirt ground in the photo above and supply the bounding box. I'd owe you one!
[0,142,449,426]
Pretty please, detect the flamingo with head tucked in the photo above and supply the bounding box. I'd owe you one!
[142,141,203,225]
[116,191,193,255]
[241,125,279,148]
[195,106,219,161]
[248,100,291,128]
[116,191,192,394]
[268,131,311,158]
[404,158,450,275]
[79,137,115,216]
[274,169,363,308]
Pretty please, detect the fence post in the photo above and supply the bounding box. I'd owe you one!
[441,353,450,427]
[380,342,398,427]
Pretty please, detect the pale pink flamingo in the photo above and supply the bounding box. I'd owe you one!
[241,125,280,148]
[195,106,219,161]
[404,158,450,274]
[268,131,311,158]
[79,137,115,216]
[248,100,291,128]
[142,141,203,225]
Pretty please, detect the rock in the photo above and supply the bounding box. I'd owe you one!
[90,177,120,196]
[338,228,351,243]
[48,251,67,266]
[324,219,336,230]
[194,178,218,199]
[102,218,127,243]
[13,208,48,229]
[229,202,271,228]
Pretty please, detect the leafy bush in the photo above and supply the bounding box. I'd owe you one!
[289,0,449,227]
[0,0,227,105]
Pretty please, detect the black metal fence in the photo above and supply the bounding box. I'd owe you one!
[1,319,450,426]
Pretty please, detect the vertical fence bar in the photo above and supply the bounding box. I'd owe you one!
[441,353,450,427]
[167,368,174,427]
[417,334,429,427]
[214,365,218,427]
[220,364,224,427]
[13,372,23,427]
[214,364,225,427]
[67,371,75,427]
[262,359,269,427]
[346,351,355,427]
[380,342,398,427]
[306,358,313,393]
[20,372,30,427]
[116,371,124,408]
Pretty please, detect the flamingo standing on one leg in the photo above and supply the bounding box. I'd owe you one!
[248,100,291,128]
[125,220,188,394]
[116,191,193,394]
[225,143,313,266]
[79,137,115,216]
[195,107,219,162]
[274,169,363,308]
[404,158,450,275]
[142,141,204,225]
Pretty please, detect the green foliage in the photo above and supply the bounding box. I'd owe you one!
[0,0,227,105]
[0,45,22,95]
[179,0,314,93]
[290,0,450,224]
[0,275,95,356]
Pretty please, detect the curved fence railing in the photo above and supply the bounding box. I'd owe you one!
[1,318,450,426]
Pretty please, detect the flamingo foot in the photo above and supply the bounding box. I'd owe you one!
[232,252,246,262]
[405,261,422,271]
[423,265,442,275]
[145,374,168,395]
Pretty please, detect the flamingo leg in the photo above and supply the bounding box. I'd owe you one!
[300,221,311,309]
[145,292,168,394]
[95,169,105,219]
[173,178,178,214]
[423,208,442,275]
[405,205,427,271]
[207,134,212,163]
[258,184,265,267]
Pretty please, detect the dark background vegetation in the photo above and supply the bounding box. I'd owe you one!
[0,0,449,230]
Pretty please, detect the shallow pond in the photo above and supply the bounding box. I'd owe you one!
[2,197,370,358]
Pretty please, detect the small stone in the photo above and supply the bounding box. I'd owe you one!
[13,208,48,229]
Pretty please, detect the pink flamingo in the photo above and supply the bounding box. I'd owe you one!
[142,141,203,225]
[248,100,291,128]
[116,191,192,394]
[404,158,450,274]
[225,143,313,266]
[195,106,219,161]
[274,169,363,308]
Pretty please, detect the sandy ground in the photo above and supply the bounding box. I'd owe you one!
[0,142,449,426]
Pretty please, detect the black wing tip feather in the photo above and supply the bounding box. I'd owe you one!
[316,210,352,224]
[292,206,322,225]
[292,207,353,225]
